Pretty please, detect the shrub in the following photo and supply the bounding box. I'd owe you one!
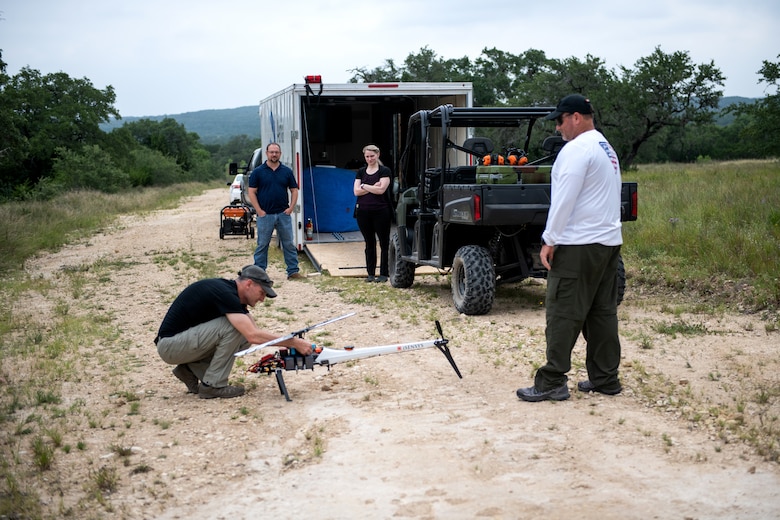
[52,145,130,193]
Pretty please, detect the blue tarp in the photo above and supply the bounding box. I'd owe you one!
[302,166,359,233]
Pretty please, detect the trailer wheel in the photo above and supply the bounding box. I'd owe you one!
[451,245,495,315]
[389,232,415,288]
[617,254,625,306]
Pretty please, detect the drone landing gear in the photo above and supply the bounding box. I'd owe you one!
[275,369,291,402]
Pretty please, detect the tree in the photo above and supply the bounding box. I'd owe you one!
[119,118,201,171]
[605,47,725,167]
[727,55,780,157]
[0,63,119,193]
[211,134,262,175]
[472,48,536,106]
[126,147,187,187]
[399,46,472,83]
[50,144,130,193]
[513,53,617,111]
[351,46,732,165]
[348,59,402,83]
[0,51,17,153]
[349,47,472,84]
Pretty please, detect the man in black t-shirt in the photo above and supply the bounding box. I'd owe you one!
[156,265,313,399]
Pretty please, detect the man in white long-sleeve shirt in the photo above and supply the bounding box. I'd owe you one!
[517,94,624,402]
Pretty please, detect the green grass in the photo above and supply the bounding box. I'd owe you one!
[622,159,780,310]
[0,182,214,274]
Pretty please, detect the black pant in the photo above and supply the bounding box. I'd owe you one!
[534,244,622,391]
[356,207,391,277]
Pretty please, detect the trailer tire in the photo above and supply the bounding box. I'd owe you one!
[451,245,495,315]
[617,254,625,306]
[389,232,415,288]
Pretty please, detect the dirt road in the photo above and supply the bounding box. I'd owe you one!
[22,188,780,519]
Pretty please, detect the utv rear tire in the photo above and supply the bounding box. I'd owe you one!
[389,232,415,288]
[451,245,495,315]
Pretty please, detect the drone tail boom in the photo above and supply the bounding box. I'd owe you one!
[314,340,439,366]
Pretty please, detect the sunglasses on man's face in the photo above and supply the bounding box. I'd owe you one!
[556,113,571,125]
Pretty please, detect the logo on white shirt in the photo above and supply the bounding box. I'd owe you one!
[599,142,619,173]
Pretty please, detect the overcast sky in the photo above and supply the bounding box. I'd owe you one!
[2,0,778,117]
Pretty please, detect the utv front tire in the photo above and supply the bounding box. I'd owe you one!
[451,245,495,315]
[389,232,415,288]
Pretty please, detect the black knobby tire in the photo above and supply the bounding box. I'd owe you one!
[616,254,626,306]
[451,245,496,315]
[219,227,225,239]
[389,232,415,288]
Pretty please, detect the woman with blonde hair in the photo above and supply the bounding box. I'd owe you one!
[353,144,393,282]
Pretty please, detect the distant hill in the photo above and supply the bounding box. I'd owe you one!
[100,97,757,145]
[100,106,260,144]
[716,96,756,125]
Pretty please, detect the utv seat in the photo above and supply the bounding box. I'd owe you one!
[462,137,494,157]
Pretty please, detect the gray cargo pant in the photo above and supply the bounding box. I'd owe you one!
[156,317,250,388]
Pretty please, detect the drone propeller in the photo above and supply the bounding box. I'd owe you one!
[435,320,444,339]
[434,320,462,379]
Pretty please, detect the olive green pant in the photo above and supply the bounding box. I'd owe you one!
[534,244,622,391]
[156,317,250,388]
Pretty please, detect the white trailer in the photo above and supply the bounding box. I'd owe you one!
[258,76,473,258]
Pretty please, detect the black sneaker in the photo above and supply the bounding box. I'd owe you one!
[172,365,199,394]
[375,275,388,283]
[198,383,245,399]
[516,383,570,402]
[365,276,375,282]
[577,380,622,395]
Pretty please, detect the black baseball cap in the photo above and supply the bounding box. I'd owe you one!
[544,94,593,120]
[238,265,277,298]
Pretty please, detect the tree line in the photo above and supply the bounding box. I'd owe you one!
[351,46,779,168]
[1,46,778,201]
[0,50,260,201]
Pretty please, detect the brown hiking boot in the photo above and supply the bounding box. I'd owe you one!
[198,383,245,399]
[172,365,199,394]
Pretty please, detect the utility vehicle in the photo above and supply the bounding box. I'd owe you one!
[389,104,638,315]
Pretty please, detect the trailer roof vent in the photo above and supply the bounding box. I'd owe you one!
[305,75,322,84]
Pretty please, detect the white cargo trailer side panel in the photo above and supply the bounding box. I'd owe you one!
[258,85,304,245]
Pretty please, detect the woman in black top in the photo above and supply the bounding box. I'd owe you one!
[353,144,392,283]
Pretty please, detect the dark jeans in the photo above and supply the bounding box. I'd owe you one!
[254,212,299,277]
[356,207,392,277]
[534,244,622,391]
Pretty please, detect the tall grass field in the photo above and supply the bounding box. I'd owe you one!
[621,159,779,311]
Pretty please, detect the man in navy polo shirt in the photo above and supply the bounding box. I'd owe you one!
[247,142,303,280]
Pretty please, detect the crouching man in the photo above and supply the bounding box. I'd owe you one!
[155,265,313,399]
